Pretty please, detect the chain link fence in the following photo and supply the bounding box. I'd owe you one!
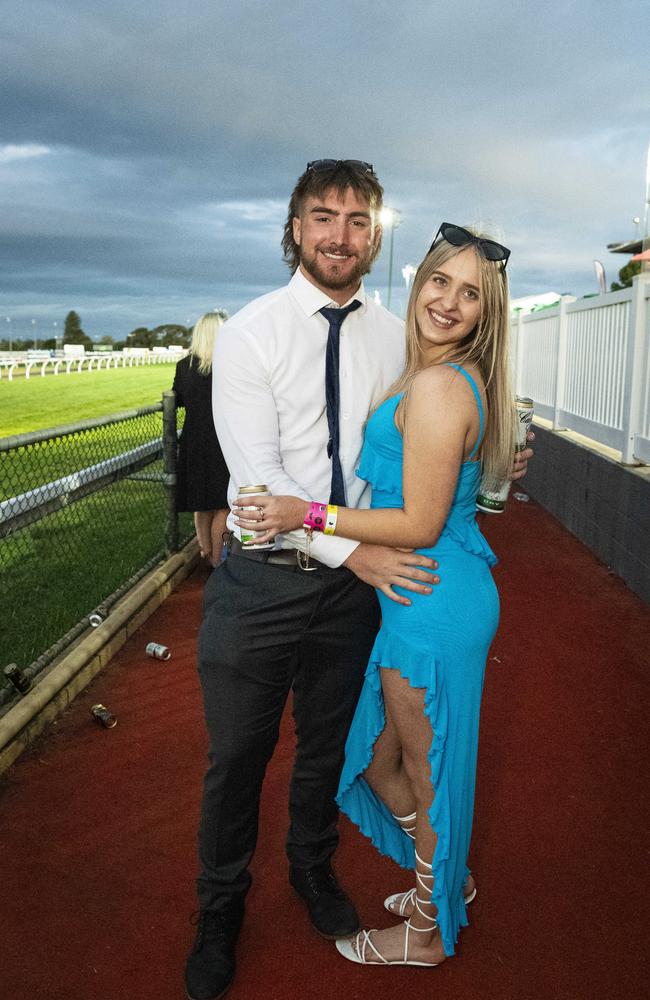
[0,391,194,705]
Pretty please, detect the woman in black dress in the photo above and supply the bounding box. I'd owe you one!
[173,311,230,566]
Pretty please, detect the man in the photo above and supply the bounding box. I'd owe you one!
[185,160,530,1000]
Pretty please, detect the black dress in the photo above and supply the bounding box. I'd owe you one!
[172,355,230,513]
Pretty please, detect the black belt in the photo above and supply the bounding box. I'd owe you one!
[229,535,331,572]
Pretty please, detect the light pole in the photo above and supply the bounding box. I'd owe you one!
[641,143,650,274]
[402,264,416,294]
[380,207,401,311]
[53,321,60,351]
[31,318,37,349]
[5,316,11,351]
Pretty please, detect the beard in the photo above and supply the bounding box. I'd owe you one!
[299,244,375,292]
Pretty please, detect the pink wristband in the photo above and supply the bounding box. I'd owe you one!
[304,502,328,533]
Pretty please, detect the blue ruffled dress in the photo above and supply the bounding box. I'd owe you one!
[336,364,499,957]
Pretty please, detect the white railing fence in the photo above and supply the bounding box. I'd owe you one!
[0,348,188,381]
[512,275,650,464]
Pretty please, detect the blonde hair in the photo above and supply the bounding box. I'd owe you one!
[387,233,515,482]
[189,310,228,375]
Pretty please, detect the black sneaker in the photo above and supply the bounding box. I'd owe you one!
[184,900,244,1000]
[289,862,360,939]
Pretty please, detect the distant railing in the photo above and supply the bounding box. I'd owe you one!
[512,275,650,464]
[0,348,187,380]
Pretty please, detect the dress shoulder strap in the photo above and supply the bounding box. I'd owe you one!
[444,363,484,460]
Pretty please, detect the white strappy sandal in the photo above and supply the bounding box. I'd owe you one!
[384,882,477,915]
[385,813,476,915]
[336,851,441,967]
[335,920,440,967]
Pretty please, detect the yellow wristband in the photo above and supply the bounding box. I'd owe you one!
[324,504,338,535]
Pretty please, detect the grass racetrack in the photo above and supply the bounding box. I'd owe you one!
[0,364,179,436]
[1,361,193,674]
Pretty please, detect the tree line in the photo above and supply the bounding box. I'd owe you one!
[0,311,193,352]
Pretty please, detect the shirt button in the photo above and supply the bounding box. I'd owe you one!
[342,414,350,420]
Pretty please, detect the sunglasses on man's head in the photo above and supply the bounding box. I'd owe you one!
[429,223,510,267]
[306,159,375,175]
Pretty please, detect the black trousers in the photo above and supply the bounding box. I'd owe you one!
[195,552,380,911]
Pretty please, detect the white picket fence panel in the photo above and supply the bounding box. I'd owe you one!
[512,276,650,464]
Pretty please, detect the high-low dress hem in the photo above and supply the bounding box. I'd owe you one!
[336,628,472,954]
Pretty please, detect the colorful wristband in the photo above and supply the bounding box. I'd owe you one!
[324,504,338,535]
[304,502,328,533]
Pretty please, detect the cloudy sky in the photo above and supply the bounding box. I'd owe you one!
[1,0,648,341]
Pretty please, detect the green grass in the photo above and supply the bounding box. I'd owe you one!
[0,364,178,437]
[0,411,167,500]
[1,467,194,670]
[0,362,193,679]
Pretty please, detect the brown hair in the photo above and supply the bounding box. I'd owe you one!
[281,163,385,272]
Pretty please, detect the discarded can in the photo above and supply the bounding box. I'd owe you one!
[238,484,274,549]
[477,397,535,514]
[88,604,109,628]
[3,663,31,695]
[91,704,117,728]
[145,642,171,661]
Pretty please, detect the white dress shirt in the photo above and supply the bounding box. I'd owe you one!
[213,267,405,567]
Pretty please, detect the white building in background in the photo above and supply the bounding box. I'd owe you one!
[510,292,561,315]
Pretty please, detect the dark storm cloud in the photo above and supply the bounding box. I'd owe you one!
[1,0,648,337]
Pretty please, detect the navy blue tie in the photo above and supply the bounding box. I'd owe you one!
[319,300,362,505]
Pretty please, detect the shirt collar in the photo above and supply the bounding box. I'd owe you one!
[289,266,367,318]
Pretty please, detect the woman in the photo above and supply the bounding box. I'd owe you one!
[173,310,230,567]
[233,224,514,966]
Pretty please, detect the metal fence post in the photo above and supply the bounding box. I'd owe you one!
[162,390,179,554]
[515,309,525,395]
[621,275,650,464]
[553,296,575,430]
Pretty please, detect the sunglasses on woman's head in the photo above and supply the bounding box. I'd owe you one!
[306,159,375,175]
[429,223,510,267]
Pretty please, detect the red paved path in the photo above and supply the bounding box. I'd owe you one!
[1,495,648,1000]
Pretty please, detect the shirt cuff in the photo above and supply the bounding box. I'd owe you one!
[283,528,359,568]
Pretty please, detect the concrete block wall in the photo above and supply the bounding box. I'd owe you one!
[521,425,650,605]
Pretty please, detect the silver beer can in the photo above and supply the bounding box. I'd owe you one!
[145,642,171,660]
[88,604,109,628]
[477,397,534,514]
[4,662,31,695]
[238,484,275,550]
[514,397,534,452]
[91,703,117,728]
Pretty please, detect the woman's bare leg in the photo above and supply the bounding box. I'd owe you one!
[351,668,447,965]
[363,708,416,819]
[363,672,475,921]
